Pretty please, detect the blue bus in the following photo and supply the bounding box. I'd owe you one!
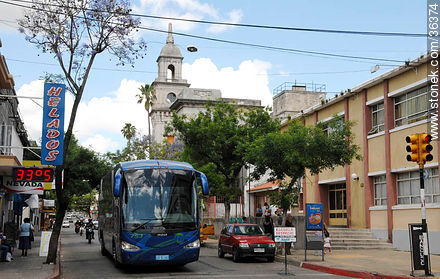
[98,160,209,266]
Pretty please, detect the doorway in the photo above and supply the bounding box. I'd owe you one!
[328,184,347,226]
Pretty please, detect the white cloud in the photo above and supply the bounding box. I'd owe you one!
[17,79,148,153]
[206,9,243,34]
[0,4,26,32]
[182,58,273,107]
[135,0,242,34]
[81,134,118,153]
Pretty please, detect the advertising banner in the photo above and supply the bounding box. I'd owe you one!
[39,231,52,257]
[3,176,44,195]
[41,83,65,165]
[409,223,426,271]
[274,227,296,242]
[306,203,323,230]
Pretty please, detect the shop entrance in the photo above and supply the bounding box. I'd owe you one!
[328,184,347,226]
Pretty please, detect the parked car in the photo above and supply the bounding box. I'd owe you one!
[218,224,276,262]
[62,220,70,228]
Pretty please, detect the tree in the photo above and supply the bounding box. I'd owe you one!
[71,189,98,216]
[246,117,361,224]
[121,123,137,143]
[18,0,146,263]
[170,102,280,221]
[136,83,156,145]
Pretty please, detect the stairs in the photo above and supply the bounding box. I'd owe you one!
[328,228,394,250]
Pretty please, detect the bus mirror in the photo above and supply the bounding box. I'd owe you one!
[114,169,122,197]
[199,172,209,195]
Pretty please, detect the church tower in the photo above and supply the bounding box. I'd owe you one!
[151,23,190,143]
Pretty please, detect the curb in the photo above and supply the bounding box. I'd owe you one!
[207,243,422,279]
[46,235,61,279]
[300,262,417,279]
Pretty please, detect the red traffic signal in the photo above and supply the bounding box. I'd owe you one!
[420,133,433,162]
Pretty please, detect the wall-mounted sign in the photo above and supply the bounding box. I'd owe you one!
[2,176,44,195]
[306,203,323,230]
[12,167,54,182]
[41,83,65,165]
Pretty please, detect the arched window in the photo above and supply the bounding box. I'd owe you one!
[167,64,175,81]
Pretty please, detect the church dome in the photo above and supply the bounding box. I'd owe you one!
[159,43,183,58]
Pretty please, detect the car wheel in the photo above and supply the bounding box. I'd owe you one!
[218,245,225,258]
[267,256,275,262]
[232,247,240,262]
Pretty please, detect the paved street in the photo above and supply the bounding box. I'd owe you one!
[59,228,344,278]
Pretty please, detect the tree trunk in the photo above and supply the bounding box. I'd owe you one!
[224,201,231,223]
[45,167,68,263]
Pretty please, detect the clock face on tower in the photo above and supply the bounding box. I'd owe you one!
[167,92,176,103]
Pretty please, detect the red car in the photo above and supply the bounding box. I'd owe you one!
[218,223,276,262]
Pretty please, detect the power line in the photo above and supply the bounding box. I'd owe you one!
[5,0,427,38]
[0,0,408,64]
[5,57,396,76]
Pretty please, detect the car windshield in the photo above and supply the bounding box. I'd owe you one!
[233,225,265,236]
[122,168,197,232]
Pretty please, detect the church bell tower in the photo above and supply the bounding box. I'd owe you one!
[150,23,190,143]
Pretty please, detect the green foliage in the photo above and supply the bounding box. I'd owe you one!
[247,116,361,209]
[170,102,280,208]
[64,136,112,197]
[70,189,98,214]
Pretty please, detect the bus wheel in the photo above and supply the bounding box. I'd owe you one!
[112,242,122,268]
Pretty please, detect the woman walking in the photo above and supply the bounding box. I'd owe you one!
[19,218,34,257]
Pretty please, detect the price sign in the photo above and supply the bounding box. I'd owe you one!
[12,167,54,182]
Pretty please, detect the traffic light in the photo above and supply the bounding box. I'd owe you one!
[420,133,434,162]
[406,134,420,162]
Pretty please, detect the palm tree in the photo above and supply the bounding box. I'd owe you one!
[121,123,136,142]
[137,83,156,145]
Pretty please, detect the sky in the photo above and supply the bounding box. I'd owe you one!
[0,0,427,154]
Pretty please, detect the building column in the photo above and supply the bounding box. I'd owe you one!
[362,90,373,228]
[384,79,396,242]
[344,98,352,228]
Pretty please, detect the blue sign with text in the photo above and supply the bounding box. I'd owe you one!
[41,83,65,165]
[306,203,323,230]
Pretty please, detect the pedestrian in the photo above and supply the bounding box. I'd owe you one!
[285,214,294,255]
[323,222,331,254]
[256,205,263,217]
[18,217,34,257]
[264,202,272,217]
[263,216,274,240]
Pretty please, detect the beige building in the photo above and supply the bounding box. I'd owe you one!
[292,54,439,253]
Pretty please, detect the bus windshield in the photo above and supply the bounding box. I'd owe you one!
[122,168,197,232]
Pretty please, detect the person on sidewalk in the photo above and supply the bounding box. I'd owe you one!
[18,218,34,257]
[263,216,274,240]
[285,214,294,255]
[323,222,331,254]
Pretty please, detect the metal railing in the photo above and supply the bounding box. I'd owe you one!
[273,82,326,95]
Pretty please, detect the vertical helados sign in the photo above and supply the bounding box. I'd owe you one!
[41,83,65,165]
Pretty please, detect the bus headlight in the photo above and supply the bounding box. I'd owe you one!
[184,239,200,249]
[121,241,141,251]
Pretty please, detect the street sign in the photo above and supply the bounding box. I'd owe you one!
[274,227,296,242]
[39,231,52,257]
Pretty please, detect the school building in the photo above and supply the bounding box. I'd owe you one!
[289,53,439,253]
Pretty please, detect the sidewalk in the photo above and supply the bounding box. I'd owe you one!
[203,238,440,278]
[0,232,57,279]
